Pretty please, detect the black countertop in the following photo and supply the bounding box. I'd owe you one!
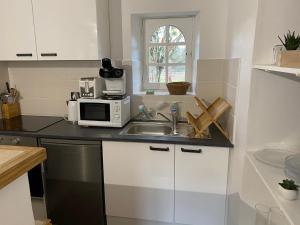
[0,117,233,148]
[38,120,233,148]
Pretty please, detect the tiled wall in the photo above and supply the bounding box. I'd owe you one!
[222,59,240,143]
[0,62,9,93]
[196,58,240,142]
[0,62,9,118]
[8,61,101,116]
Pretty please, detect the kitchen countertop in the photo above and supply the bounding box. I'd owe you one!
[0,117,233,148]
[37,120,233,147]
[0,145,46,189]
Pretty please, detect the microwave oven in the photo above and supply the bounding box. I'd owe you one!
[77,96,131,127]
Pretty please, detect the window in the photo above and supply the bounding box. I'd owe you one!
[144,18,194,90]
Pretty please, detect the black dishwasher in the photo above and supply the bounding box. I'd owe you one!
[40,139,106,225]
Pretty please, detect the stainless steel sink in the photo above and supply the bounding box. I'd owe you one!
[121,122,172,136]
[119,121,207,138]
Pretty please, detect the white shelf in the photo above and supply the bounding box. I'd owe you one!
[246,151,300,225]
[253,65,300,77]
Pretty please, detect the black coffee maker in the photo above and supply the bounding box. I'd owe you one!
[99,58,126,99]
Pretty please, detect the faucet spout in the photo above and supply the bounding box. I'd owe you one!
[156,112,171,122]
[170,103,178,134]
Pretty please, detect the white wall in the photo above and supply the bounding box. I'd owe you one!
[226,1,300,225]
[225,0,258,190]
[109,0,123,60]
[248,71,300,151]
[253,0,300,65]
[225,0,259,224]
[121,0,228,61]
[8,61,101,116]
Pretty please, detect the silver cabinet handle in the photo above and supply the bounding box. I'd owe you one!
[16,53,32,57]
[41,53,57,57]
[149,146,170,152]
[181,148,202,153]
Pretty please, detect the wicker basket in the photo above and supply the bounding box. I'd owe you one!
[166,82,191,95]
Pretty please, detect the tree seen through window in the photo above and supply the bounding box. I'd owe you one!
[148,25,187,84]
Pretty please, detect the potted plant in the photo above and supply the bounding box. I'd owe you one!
[277,31,300,68]
[278,179,299,200]
[278,30,300,50]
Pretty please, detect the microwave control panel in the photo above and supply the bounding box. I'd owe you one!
[112,102,121,122]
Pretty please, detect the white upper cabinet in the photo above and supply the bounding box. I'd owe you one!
[0,0,37,60]
[0,0,110,61]
[32,0,110,60]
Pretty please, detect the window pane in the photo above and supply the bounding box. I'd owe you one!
[150,26,167,43]
[168,26,185,43]
[148,46,166,64]
[168,65,186,82]
[168,45,186,63]
[149,66,166,83]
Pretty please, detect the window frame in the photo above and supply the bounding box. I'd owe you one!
[143,18,194,91]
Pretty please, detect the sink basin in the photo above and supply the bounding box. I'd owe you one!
[122,122,172,136]
[119,121,208,138]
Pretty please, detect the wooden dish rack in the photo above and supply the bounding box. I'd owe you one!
[186,96,231,139]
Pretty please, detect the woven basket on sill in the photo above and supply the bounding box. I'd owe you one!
[166,82,191,95]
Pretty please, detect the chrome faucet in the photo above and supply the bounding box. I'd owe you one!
[138,103,178,134]
[156,112,171,122]
[170,103,178,134]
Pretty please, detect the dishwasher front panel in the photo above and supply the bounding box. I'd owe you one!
[41,139,106,225]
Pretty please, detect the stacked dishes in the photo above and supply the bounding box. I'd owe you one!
[254,149,295,168]
[285,153,300,184]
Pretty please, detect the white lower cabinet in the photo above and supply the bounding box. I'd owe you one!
[103,141,174,224]
[103,141,229,225]
[175,145,229,225]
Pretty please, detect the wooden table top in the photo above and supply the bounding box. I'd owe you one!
[0,145,46,189]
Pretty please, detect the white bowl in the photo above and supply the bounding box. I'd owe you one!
[278,185,298,200]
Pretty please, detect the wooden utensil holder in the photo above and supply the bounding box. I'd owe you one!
[186,97,231,139]
[1,103,21,119]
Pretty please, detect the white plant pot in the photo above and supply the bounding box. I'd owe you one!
[278,185,298,200]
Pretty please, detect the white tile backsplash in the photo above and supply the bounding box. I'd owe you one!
[8,61,101,116]
[197,81,224,103]
[0,62,9,118]
[197,59,225,82]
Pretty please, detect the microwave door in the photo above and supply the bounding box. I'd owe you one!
[80,103,110,121]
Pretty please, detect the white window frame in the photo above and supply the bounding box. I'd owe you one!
[143,18,194,90]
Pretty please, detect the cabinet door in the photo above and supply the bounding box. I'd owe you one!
[175,145,229,225]
[103,141,174,223]
[0,0,37,60]
[31,0,101,60]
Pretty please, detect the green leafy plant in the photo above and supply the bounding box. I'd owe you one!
[279,179,299,191]
[278,30,300,50]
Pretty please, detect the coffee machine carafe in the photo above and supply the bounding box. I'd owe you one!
[100,58,126,99]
